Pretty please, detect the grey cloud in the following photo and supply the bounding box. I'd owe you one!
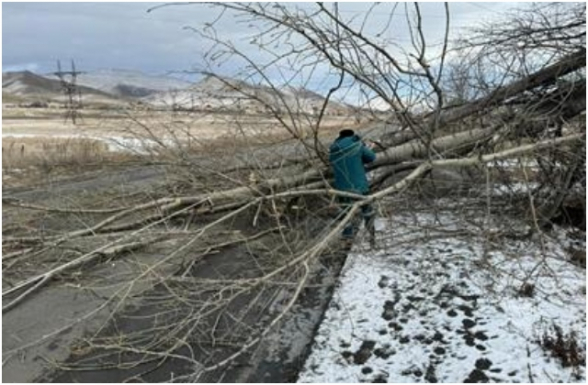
[3,2,523,78]
[3,2,222,75]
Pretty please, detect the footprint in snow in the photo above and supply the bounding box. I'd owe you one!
[353,340,376,365]
[475,358,492,370]
[434,347,446,355]
[457,304,474,317]
[378,275,389,288]
[464,368,490,383]
[462,318,476,329]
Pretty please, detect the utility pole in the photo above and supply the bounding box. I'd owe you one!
[54,59,84,124]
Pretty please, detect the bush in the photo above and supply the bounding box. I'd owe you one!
[538,323,585,369]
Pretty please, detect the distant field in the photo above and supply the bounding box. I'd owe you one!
[2,106,358,141]
[3,135,108,166]
[2,92,28,104]
[2,105,360,187]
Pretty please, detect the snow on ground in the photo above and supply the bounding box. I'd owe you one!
[490,182,540,196]
[487,159,540,169]
[298,212,586,383]
[2,133,162,154]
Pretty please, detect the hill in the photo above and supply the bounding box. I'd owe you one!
[2,71,125,106]
[3,69,355,115]
[67,69,194,98]
[144,74,351,115]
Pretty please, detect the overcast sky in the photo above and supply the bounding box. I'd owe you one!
[3,2,523,81]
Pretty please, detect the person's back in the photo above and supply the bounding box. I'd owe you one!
[329,129,377,247]
[329,130,376,194]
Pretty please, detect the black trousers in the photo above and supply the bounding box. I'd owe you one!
[338,196,375,240]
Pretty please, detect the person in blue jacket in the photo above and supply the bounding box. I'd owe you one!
[329,129,377,246]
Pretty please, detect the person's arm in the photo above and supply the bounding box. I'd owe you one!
[361,143,376,164]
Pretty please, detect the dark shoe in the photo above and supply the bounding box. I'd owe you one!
[341,238,354,250]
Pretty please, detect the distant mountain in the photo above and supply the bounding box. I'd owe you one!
[282,86,326,102]
[3,69,192,106]
[62,69,194,98]
[2,69,354,115]
[2,71,122,105]
[144,74,351,115]
[3,71,61,95]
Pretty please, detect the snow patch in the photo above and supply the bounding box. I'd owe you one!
[298,212,586,383]
[2,133,164,154]
[487,159,540,169]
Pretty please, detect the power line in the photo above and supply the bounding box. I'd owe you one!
[323,5,495,19]
[465,2,502,15]
[53,59,84,125]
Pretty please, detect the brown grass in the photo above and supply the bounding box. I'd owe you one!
[2,108,361,189]
[2,136,141,188]
[3,136,109,168]
[538,324,585,369]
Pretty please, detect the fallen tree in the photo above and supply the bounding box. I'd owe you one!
[3,2,585,382]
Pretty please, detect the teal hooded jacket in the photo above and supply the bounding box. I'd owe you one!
[329,135,376,194]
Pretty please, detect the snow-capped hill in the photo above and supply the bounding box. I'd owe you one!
[195,74,243,92]
[3,69,353,114]
[365,97,392,112]
[282,86,325,102]
[145,74,351,115]
[113,84,158,98]
[56,69,194,98]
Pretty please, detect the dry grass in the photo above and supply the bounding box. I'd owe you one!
[1,106,361,190]
[538,323,586,370]
[3,136,108,168]
[2,136,139,188]
[2,107,358,140]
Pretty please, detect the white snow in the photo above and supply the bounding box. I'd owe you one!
[489,182,541,196]
[54,69,193,95]
[298,211,586,383]
[2,133,162,154]
[487,159,540,169]
[144,74,349,114]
